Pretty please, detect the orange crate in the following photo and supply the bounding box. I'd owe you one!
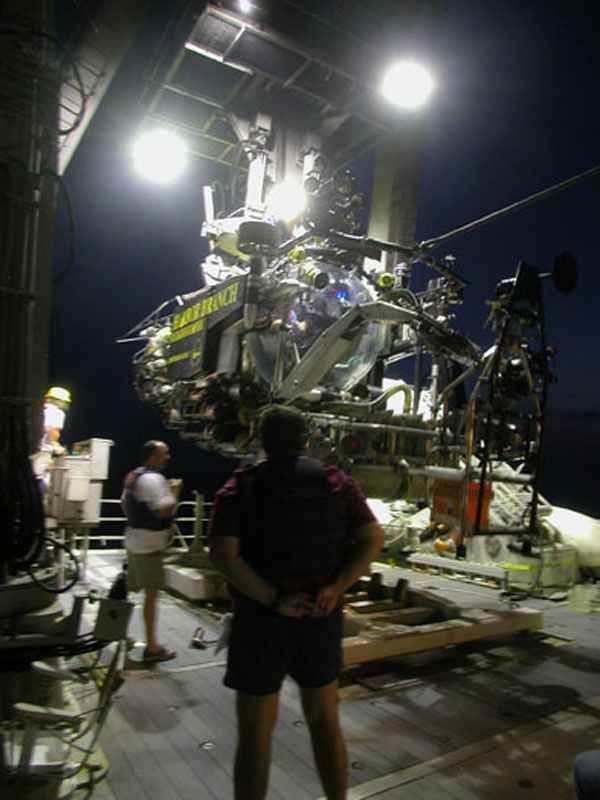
[466,481,493,528]
[432,479,493,528]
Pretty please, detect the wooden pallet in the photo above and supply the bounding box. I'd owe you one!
[343,587,542,666]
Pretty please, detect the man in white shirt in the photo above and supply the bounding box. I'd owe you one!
[121,440,181,663]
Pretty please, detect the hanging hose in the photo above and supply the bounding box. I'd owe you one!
[26,534,81,593]
[0,401,45,580]
[369,383,412,413]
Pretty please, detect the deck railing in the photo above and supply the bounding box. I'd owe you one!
[70,495,213,550]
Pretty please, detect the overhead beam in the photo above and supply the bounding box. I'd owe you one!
[58,0,150,174]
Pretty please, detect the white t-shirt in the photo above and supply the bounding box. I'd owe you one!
[41,403,66,451]
[123,471,174,554]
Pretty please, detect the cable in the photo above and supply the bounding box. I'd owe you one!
[420,163,600,252]
[26,534,81,593]
[56,52,88,137]
[0,26,89,137]
[395,287,420,308]
[0,401,45,574]
[0,634,110,671]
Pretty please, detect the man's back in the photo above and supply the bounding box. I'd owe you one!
[207,406,385,800]
[211,454,377,590]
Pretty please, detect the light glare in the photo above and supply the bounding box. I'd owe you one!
[266,179,306,222]
[132,129,187,183]
[239,0,252,14]
[381,61,434,110]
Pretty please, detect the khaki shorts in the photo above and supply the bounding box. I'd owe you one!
[126,549,166,591]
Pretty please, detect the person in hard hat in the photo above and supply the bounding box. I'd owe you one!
[41,386,71,455]
[30,386,72,504]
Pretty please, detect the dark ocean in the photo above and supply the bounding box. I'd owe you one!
[542,412,599,520]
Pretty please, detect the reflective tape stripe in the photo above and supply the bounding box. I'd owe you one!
[502,559,574,571]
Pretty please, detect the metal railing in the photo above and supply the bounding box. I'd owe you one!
[79,495,213,549]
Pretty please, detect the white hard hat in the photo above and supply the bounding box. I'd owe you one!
[46,386,71,403]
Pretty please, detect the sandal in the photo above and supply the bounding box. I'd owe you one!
[142,646,177,663]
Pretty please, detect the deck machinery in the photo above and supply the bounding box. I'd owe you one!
[118,2,580,573]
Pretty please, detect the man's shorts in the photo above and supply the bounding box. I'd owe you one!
[224,604,343,695]
[126,549,165,591]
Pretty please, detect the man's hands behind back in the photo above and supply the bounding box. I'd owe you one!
[276,591,313,617]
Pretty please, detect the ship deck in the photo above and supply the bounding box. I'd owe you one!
[73,550,600,799]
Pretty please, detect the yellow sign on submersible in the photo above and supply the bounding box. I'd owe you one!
[170,280,241,343]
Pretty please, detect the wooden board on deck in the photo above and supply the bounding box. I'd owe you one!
[356,606,438,626]
[347,599,406,613]
[343,607,542,666]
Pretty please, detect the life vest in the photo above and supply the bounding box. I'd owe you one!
[122,467,171,531]
[237,456,350,589]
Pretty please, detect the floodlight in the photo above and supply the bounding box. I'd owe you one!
[381,61,434,110]
[132,129,187,183]
[239,0,252,14]
[266,179,307,222]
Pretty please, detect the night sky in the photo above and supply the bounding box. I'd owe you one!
[49,0,600,517]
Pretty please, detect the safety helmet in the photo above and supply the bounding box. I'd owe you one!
[46,386,71,403]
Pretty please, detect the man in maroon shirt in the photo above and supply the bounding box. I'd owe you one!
[209,406,384,800]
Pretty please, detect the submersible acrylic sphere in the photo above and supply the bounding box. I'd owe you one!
[246,261,386,392]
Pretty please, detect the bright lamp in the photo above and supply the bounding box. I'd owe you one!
[381,61,434,110]
[132,129,187,183]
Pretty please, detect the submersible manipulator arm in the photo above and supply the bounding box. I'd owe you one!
[327,163,599,289]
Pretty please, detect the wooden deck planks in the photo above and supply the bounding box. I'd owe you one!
[342,699,600,799]
[271,689,343,797]
[341,705,413,783]
[104,674,232,799]
[110,665,326,799]
[356,680,513,759]
[79,552,600,800]
[167,662,323,798]
[341,694,443,767]
[102,717,193,800]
